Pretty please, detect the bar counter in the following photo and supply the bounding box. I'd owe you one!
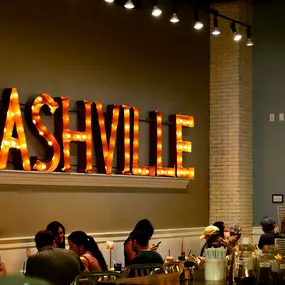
[99,272,227,285]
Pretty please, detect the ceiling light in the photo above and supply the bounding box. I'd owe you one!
[246,38,254,46]
[194,9,203,30]
[212,15,220,35]
[105,0,114,3]
[212,27,220,36]
[124,0,135,9]
[152,6,162,17]
[233,33,242,42]
[194,21,203,30]
[230,21,242,42]
[170,13,179,23]
[246,28,254,46]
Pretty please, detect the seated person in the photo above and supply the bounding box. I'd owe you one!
[0,276,50,285]
[68,231,107,272]
[124,219,155,267]
[200,225,228,257]
[228,223,242,250]
[46,221,66,249]
[26,230,84,285]
[129,230,164,265]
[258,216,279,250]
[0,252,6,276]
[213,221,225,238]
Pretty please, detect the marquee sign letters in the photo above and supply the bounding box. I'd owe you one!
[0,88,195,178]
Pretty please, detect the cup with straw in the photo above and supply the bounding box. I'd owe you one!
[166,249,173,263]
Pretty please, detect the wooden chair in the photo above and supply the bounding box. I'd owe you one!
[125,263,166,277]
[73,271,122,285]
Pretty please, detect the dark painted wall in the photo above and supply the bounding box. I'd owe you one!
[253,0,285,225]
[0,0,209,237]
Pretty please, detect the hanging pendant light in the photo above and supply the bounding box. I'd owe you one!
[124,0,135,9]
[170,13,180,23]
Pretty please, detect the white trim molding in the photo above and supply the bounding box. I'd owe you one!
[0,227,206,274]
[0,170,191,190]
[0,227,204,250]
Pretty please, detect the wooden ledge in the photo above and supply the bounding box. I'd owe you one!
[0,170,191,190]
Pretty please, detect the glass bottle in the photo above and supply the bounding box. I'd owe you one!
[256,245,281,285]
[179,261,194,285]
[280,256,285,282]
[232,237,256,283]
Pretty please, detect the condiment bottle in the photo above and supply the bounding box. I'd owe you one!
[232,238,256,283]
[280,256,285,282]
[179,261,194,284]
[256,245,280,285]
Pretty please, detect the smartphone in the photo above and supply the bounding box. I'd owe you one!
[155,241,162,247]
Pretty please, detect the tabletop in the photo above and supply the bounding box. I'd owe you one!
[99,271,227,285]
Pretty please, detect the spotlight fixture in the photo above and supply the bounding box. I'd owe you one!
[194,9,203,30]
[124,0,134,9]
[246,27,254,46]
[170,13,180,23]
[230,21,242,42]
[152,6,162,17]
[105,0,114,3]
[212,14,220,36]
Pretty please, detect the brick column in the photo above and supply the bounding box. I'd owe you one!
[209,1,253,236]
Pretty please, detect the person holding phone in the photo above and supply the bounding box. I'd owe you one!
[124,219,157,267]
[130,231,163,264]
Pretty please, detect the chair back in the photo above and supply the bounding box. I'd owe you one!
[125,263,166,277]
[275,238,285,256]
[73,271,122,285]
[164,261,183,274]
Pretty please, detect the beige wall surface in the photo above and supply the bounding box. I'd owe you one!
[0,0,209,237]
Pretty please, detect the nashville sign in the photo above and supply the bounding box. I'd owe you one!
[0,88,194,178]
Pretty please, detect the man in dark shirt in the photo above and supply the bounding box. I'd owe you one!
[26,230,84,285]
[130,230,164,265]
[258,216,279,250]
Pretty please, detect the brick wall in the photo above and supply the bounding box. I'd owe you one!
[209,1,253,236]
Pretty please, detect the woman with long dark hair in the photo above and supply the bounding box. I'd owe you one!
[46,221,65,249]
[68,231,107,272]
